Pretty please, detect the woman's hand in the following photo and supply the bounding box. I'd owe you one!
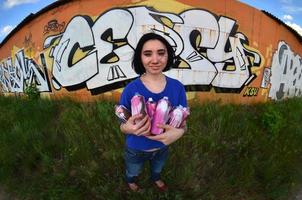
[146,124,185,145]
[120,114,151,136]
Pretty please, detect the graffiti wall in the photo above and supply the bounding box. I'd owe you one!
[0,0,301,103]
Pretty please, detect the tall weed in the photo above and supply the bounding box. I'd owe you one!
[0,96,301,199]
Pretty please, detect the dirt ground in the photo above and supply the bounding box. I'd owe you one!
[296,190,302,200]
[0,186,302,199]
[0,187,17,200]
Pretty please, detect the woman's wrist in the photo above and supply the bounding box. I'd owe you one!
[181,126,187,133]
[120,123,129,134]
[176,127,185,137]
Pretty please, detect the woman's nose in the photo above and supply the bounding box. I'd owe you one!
[151,54,159,63]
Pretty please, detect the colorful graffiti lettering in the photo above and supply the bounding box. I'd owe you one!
[0,50,51,93]
[1,6,262,94]
[261,67,271,88]
[243,87,259,97]
[23,33,35,48]
[44,20,65,34]
[269,41,302,100]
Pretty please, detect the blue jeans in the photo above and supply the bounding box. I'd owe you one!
[124,146,169,183]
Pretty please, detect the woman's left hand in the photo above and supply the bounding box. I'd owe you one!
[146,124,185,145]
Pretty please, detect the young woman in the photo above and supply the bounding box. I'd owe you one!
[119,33,187,192]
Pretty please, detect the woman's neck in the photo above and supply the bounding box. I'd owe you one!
[142,73,165,82]
[140,73,166,93]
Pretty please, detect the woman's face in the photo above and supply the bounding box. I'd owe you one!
[141,39,168,76]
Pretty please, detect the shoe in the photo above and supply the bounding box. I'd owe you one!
[154,180,167,192]
[128,182,141,192]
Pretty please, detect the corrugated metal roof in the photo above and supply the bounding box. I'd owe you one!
[0,0,70,47]
[1,0,301,47]
[261,10,302,43]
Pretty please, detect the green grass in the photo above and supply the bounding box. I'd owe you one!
[0,96,301,199]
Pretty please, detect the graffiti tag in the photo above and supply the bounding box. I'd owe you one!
[1,6,262,94]
[269,41,302,100]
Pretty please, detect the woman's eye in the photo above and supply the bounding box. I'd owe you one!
[158,50,166,56]
[143,53,152,57]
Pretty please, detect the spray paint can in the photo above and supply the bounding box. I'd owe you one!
[168,105,184,128]
[151,96,171,135]
[131,93,147,123]
[180,107,190,128]
[114,105,131,123]
[146,97,157,120]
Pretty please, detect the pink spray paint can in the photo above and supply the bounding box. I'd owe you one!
[131,93,147,124]
[168,105,184,128]
[180,107,190,128]
[114,105,131,123]
[146,97,157,120]
[151,97,171,135]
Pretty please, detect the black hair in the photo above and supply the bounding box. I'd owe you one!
[132,33,175,75]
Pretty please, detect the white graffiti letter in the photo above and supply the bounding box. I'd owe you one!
[269,41,302,100]
[166,9,219,85]
[50,16,98,89]
[86,9,136,89]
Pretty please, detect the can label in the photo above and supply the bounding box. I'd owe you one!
[131,93,147,123]
[168,106,184,128]
[151,97,171,135]
[114,105,131,123]
[146,97,157,119]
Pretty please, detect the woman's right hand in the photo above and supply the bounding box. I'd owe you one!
[120,114,151,136]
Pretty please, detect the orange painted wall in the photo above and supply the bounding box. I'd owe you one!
[0,0,301,104]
